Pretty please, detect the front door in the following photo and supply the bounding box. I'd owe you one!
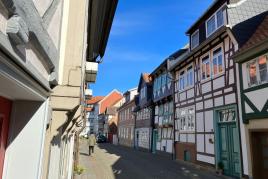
[152,129,157,154]
[252,132,268,179]
[217,108,241,177]
[0,96,12,179]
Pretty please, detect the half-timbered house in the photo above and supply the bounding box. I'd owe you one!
[168,0,268,177]
[233,12,268,179]
[150,61,174,154]
[134,73,154,151]
[118,88,137,147]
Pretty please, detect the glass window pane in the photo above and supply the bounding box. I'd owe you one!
[217,9,224,28]
[218,55,223,73]
[249,61,257,86]
[162,74,167,86]
[259,56,268,83]
[206,62,210,78]
[202,63,206,79]
[207,15,216,36]
[213,58,218,75]
[191,31,199,48]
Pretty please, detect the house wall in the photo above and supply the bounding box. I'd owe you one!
[236,50,268,177]
[41,0,88,178]
[154,102,173,153]
[174,35,238,166]
[118,101,135,147]
[135,127,152,150]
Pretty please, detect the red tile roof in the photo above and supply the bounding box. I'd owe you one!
[99,90,123,114]
[86,96,105,104]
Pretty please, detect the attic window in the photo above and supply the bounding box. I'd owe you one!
[191,30,199,50]
[206,7,225,37]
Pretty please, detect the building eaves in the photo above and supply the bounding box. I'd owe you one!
[117,98,135,111]
[169,26,228,72]
[186,0,222,34]
[227,0,268,48]
[233,12,268,62]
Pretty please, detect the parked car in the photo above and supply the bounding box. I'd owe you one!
[97,135,107,143]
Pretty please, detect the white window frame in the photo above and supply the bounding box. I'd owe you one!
[179,70,185,91]
[177,107,195,132]
[186,65,194,87]
[212,48,224,76]
[206,6,225,38]
[201,54,211,81]
[246,54,268,87]
[191,29,199,50]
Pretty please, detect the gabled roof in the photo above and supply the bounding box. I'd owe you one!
[150,59,168,77]
[86,96,105,104]
[137,73,151,91]
[235,12,268,52]
[233,12,268,62]
[99,89,123,114]
[186,0,225,34]
[123,87,138,95]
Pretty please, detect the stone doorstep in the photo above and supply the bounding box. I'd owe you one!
[174,159,232,179]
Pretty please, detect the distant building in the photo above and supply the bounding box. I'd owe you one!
[134,74,154,151]
[83,96,105,136]
[150,61,174,154]
[118,88,138,147]
[97,90,123,135]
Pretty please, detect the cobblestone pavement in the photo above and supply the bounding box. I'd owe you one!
[76,139,226,179]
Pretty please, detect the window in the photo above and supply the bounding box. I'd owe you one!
[140,87,146,99]
[162,73,167,87]
[212,48,223,75]
[259,56,268,83]
[216,9,224,28]
[201,56,210,80]
[176,107,195,131]
[191,30,199,49]
[179,71,185,91]
[186,66,194,86]
[219,109,236,122]
[206,8,225,37]
[247,55,268,87]
[207,15,216,37]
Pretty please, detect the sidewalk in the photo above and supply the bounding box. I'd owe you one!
[74,139,117,179]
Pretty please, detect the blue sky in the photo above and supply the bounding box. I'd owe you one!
[91,0,213,96]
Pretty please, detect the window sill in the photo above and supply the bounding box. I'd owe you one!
[200,77,211,84]
[178,85,194,93]
[212,71,225,79]
[177,130,195,133]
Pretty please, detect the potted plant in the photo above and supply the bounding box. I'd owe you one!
[74,165,86,175]
[217,161,224,175]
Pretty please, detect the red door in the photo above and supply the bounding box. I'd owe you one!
[0,96,12,179]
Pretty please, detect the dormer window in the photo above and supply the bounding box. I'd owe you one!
[191,30,199,49]
[206,7,225,37]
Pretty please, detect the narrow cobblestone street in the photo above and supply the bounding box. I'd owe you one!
[76,139,226,179]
